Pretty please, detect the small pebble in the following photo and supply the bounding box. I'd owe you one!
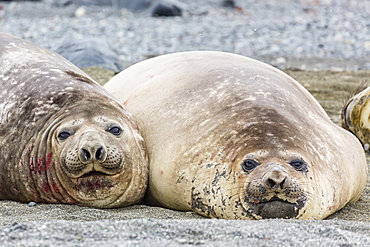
[364,143,369,150]
[74,6,86,17]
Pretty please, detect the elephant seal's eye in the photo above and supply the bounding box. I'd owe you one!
[241,159,259,172]
[107,125,122,136]
[58,130,73,140]
[289,159,308,173]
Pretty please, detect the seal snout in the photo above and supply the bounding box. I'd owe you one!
[245,163,307,219]
[61,130,125,178]
[78,132,108,164]
[80,145,107,163]
[262,166,290,191]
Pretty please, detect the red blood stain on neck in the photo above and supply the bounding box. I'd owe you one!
[45,153,53,170]
[36,158,44,175]
[43,182,51,193]
[29,158,35,173]
[29,153,53,174]
[43,180,60,194]
[51,180,60,192]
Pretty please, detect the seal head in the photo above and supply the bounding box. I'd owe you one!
[0,32,148,208]
[48,98,147,208]
[242,157,307,219]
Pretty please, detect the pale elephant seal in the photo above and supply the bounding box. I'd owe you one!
[0,32,148,208]
[342,87,370,150]
[104,51,367,219]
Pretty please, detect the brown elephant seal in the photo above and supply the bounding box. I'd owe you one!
[0,32,148,208]
[342,87,370,150]
[104,51,367,219]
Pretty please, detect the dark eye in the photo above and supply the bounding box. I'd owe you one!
[241,159,259,172]
[58,130,72,140]
[289,159,308,172]
[107,125,122,136]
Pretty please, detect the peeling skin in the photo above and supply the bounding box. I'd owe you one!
[105,51,368,219]
[0,32,149,208]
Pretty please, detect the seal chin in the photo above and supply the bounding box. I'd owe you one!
[74,174,117,202]
[248,196,306,219]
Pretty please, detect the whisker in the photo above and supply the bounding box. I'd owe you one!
[342,79,369,105]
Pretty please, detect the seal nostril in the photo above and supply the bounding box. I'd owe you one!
[280,177,287,189]
[96,146,105,161]
[264,175,288,190]
[81,148,91,162]
[266,178,276,188]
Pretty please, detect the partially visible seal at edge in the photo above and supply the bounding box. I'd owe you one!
[342,85,370,150]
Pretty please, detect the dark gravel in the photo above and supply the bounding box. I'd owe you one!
[1,218,370,246]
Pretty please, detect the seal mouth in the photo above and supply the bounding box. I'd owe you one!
[80,171,109,178]
[247,196,306,219]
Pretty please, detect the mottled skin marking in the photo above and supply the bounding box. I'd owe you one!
[0,32,148,208]
[105,51,367,219]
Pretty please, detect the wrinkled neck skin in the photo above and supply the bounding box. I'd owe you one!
[25,111,75,204]
[0,109,65,203]
[0,102,148,208]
